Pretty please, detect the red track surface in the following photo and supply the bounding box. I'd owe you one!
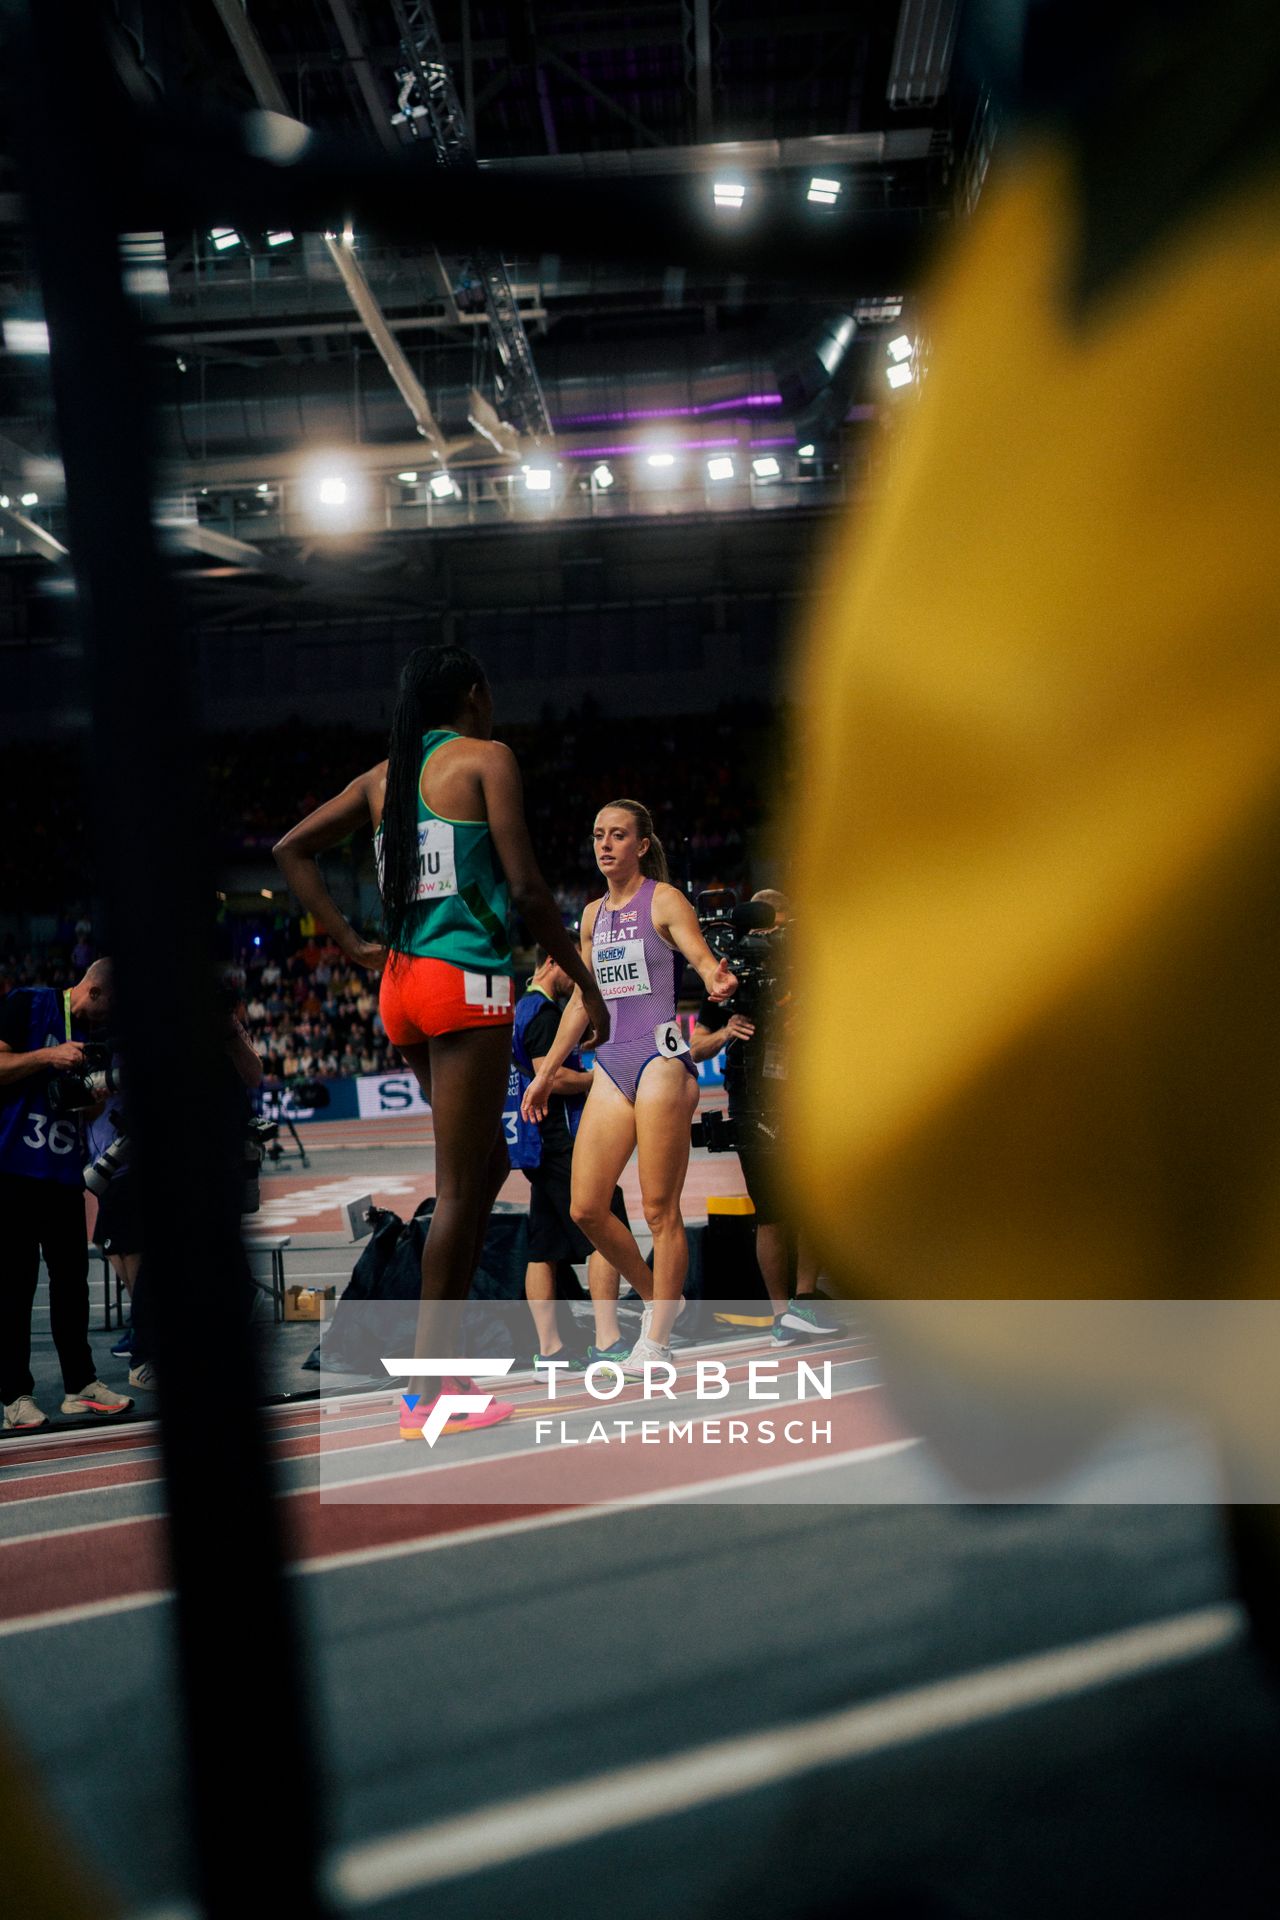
[0,1341,903,1629]
[255,1094,745,1232]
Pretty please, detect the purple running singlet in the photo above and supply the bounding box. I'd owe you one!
[591,876,696,1104]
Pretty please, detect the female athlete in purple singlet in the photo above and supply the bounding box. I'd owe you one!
[522,800,736,1375]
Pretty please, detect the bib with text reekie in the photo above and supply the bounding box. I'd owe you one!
[594,939,652,1000]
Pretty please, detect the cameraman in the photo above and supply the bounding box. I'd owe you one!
[690,892,837,1343]
[0,959,133,1429]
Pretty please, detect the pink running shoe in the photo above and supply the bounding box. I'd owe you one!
[399,1379,515,1441]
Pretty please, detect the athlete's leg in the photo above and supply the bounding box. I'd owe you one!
[794,1239,820,1296]
[525,1259,560,1351]
[754,1222,791,1309]
[115,1251,142,1295]
[587,1248,622,1348]
[635,1061,700,1346]
[401,1026,510,1393]
[570,1077,650,1297]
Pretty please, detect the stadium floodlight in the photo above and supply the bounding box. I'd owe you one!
[0,495,8,508]
[317,476,349,505]
[886,362,914,389]
[210,227,241,252]
[798,443,816,458]
[592,463,614,489]
[751,456,781,480]
[266,230,294,246]
[20,492,38,506]
[396,471,418,484]
[887,333,913,362]
[706,456,736,481]
[523,466,553,492]
[807,177,841,206]
[429,472,457,498]
[713,180,746,210]
[647,451,676,468]
[3,318,49,354]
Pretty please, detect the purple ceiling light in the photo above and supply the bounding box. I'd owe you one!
[554,391,783,429]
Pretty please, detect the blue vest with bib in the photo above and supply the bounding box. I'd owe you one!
[502,989,585,1171]
[0,987,87,1185]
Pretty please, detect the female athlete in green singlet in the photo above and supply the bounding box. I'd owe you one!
[275,646,608,1423]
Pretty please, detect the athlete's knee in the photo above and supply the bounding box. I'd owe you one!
[642,1193,682,1235]
[571,1193,608,1235]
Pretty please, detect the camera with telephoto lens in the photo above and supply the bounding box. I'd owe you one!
[691,888,788,1022]
[689,889,789,1155]
[84,1108,132,1198]
[47,1041,125,1114]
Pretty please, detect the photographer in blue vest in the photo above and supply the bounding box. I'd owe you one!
[0,958,133,1429]
[507,950,630,1371]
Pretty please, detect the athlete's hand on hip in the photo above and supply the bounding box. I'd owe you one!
[346,936,388,974]
[580,985,611,1051]
[521,1071,554,1125]
[707,960,739,1003]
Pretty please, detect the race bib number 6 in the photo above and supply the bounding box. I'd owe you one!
[654,1020,690,1058]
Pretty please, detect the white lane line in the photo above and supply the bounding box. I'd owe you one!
[0,1395,898,1546]
[0,1588,170,1640]
[0,1507,169,1551]
[297,1439,921,1576]
[0,1366,877,1515]
[0,1450,166,1489]
[0,1439,919,1627]
[328,1604,1245,1904]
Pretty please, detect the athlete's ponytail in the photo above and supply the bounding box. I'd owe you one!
[604,798,669,884]
[381,644,487,953]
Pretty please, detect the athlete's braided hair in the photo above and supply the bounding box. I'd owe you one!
[381,644,487,953]
[602,798,669,883]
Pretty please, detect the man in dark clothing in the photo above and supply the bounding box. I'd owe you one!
[690,892,838,1345]
[0,958,133,1428]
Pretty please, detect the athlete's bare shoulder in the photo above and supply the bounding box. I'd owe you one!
[651,879,692,921]
[362,761,389,831]
[475,737,518,770]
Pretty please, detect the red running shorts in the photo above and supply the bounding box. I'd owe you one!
[379,955,514,1045]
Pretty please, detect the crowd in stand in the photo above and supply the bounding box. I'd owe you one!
[3,702,775,1080]
[228,936,399,1082]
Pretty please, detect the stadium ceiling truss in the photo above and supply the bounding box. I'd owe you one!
[0,1,981,619]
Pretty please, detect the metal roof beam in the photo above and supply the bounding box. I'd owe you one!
[208,0,448,461]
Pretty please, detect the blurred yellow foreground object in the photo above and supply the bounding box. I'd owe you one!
[784,144,1280,1482]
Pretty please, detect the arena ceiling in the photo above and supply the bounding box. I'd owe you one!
[0,1,974,634]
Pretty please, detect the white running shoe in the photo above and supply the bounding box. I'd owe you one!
[3,1393,48,1431]
[639,1297,686,1345]
[622,1335,675,1381]
[60,1380,133,1417]
[128,1362,158,1392]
